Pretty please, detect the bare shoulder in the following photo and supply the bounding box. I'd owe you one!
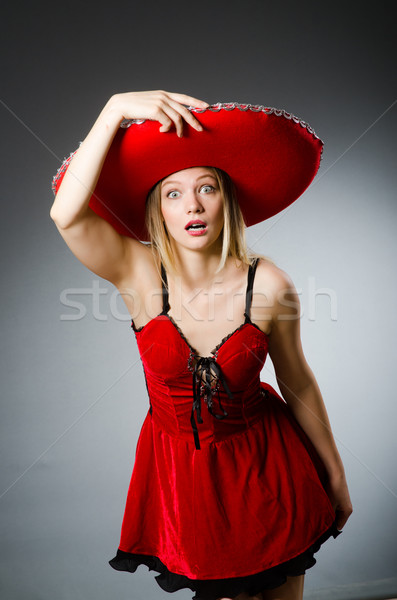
[252,258,300,335]
[255,258,296,293]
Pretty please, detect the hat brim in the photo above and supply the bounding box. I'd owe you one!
[52,103,323,242]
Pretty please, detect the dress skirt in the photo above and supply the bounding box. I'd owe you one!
[110,522,341,599]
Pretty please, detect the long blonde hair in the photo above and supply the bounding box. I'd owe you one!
[145,166,275,278]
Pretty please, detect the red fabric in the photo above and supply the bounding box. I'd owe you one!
[52,105,323,241]
[116,315,336,579]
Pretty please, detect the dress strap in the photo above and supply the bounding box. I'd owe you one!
[161,258,259,321]
[243,257,260,324]
[160,261,170,314]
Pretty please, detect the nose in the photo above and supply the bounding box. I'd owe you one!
[185,190,203,213]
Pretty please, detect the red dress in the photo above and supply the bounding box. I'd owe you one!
[109,257,341,599]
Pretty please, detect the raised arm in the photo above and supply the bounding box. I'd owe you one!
[50,90,209,286]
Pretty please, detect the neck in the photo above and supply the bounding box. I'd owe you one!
[171,246,228,291]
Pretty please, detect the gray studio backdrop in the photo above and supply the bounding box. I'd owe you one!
[1,1,396,599]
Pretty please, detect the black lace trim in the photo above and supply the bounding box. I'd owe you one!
[166,314,203,356]
[130,310,169,333]
[167,314,262,358]
[109,521,342,600]
[131,315,268,359]
[131,318,145,333]
[210,319,269,355]
[210,322,249,355]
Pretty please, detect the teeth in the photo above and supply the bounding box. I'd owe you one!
[188,224,206,230]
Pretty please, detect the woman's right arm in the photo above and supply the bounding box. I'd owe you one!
[50,91,208,286]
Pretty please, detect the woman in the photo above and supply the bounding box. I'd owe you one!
[50,90,353,600]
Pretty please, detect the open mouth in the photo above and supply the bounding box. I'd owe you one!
[186,224,207,231]
[186,224,208,235]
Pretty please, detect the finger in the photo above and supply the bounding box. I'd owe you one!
[166,99,205,133]
[156,112,174,133]
[166,91,209,108]
[159,123,172,133]
[150,96,204,136]
[159,101,203,137]
[157,104,188,137]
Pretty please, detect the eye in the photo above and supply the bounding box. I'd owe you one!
[167,190,180,199]
[200,185,215,193]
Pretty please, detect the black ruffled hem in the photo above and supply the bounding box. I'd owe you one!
[109,521,342,600]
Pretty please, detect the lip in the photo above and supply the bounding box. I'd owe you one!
[185,219,207,230]
[186,226,208,236]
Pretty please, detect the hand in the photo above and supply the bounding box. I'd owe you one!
[325,470,353,531]
[106,90,209,137]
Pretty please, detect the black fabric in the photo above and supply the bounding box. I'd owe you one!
[244,257,259,324]
[109,521,342,600]
[160,261,170,314]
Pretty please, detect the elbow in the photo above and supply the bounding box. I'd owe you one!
[276,372,315,406]
[50,207,62,226]
[49,207,86,231]
[50,207,69,229]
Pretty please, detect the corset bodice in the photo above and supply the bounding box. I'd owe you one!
[131,257,270,449]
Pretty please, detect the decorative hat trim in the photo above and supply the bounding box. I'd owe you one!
[119,102,322,141]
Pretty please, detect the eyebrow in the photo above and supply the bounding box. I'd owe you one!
[162,174,217,187]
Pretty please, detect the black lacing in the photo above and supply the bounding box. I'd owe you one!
[190,357,233,450]
[160,258,260,449]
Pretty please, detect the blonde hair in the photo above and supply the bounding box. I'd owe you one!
[145,167,275,278]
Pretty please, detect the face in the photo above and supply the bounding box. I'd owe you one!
[160,167,224,250]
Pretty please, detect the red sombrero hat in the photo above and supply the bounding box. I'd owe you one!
[52,102,323,241]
